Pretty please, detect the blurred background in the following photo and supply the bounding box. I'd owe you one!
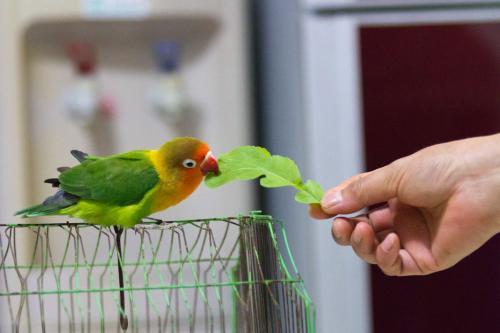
[1,0,500,332]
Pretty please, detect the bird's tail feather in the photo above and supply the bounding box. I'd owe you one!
[15,204,62,217]
[15,190,79,218]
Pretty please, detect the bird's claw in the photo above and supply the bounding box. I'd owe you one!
[142,216,164,224]
[134,221,178,231]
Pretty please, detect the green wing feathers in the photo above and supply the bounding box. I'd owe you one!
[16,149,160,218]
[59,150,159,206]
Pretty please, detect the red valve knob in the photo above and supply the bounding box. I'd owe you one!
[65,42,96,75]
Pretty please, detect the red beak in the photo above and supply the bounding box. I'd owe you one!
[200,151,219,176]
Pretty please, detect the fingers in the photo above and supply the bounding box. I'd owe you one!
[321,162,404,215]
[368,206,394,233]
[330,205,436,276]
[308,204,333,220]
[375,233,401,275]
[309,172,370,219]
[330,205,394,244]
[350,221,378,264]
[331,215,382,264]
[375,234,431,276]
[390,200,438,274]
[331,218,355,245]
[332,218,401,273]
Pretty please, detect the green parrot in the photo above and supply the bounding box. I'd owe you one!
[15,137,219,228]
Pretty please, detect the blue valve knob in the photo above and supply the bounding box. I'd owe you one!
[153,41,181,73]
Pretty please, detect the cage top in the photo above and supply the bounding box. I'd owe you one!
[3,211,275,228]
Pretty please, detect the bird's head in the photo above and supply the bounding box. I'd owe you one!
[158,137,219,180]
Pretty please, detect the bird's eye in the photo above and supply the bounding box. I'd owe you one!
[182,159,197,169]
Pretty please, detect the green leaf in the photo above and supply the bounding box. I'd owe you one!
[205,146,324,204]
[294,180,324,204]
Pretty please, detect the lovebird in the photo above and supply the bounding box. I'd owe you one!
[15,137,219,228]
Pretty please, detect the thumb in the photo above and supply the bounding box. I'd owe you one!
[321,163,402,215]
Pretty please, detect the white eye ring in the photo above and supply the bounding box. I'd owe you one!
[182,159,197,169]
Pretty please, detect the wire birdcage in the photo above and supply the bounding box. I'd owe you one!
[0,212,315,332]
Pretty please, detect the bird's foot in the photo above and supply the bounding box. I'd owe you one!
[142,216,171,224]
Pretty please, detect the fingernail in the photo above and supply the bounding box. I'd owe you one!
[322,190,343,210]
[381,235,395,252]
[352,233,362,245]
[332,221,341,240]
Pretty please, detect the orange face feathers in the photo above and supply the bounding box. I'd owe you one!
[148,137,218,213]
[157,137,217,177]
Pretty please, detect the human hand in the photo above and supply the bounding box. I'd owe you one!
[310,134,500,276]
